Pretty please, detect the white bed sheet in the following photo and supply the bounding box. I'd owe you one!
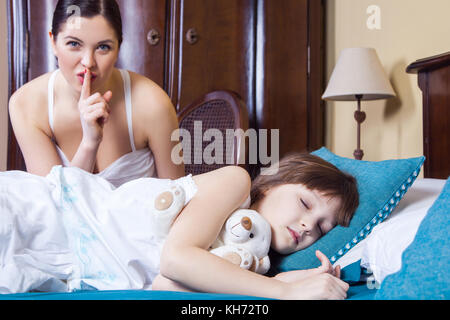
[334,178,447,283]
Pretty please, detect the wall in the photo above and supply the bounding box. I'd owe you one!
[0,1,7,171]
[325,0,450,163]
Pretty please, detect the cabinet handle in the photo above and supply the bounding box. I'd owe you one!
[186,28,198,45]
[147,29,161,46]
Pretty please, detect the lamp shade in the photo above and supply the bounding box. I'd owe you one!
[322,47,396,101]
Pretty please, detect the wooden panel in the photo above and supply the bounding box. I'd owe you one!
[116,0,167,88]
[408,52,450,179]
[424,67,450,179]
[257,0,309,157]
[176,0,255,117]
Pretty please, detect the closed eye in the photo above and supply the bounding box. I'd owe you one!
[300,198,309,210]
[318,225,324,237]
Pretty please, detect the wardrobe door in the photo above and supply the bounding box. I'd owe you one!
[115,0,167,88]
[173,0,256,118]
[256,0,311,157]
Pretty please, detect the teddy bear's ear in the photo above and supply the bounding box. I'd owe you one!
[241,217,252,231]
[155,192,174,210]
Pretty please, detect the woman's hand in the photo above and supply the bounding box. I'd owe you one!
[78,69,112,148]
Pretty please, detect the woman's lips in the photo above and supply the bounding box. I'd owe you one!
[287,227,301,245]
[77,72,97,85]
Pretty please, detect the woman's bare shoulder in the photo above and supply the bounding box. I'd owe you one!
[10,72,52,107]
[128,71,175,119]
[9,72,53,127]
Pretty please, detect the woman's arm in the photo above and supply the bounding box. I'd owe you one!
[133,76,185,179]
[9,87,63,175]
[147,96,185,179]
[69,69,112,173]
[159,166,349,299]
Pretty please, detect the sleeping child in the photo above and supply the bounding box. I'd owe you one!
[0,153,358,299]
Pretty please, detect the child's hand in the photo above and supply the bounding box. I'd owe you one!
[315,250,341,278]
[78,69,112,148]
[281,272,349,300]
[277,250,348,299]
[274,250,341,283]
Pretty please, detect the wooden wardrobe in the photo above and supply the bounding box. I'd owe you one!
[7,0,325,175]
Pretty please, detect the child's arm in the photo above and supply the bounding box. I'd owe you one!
[159,166,349,300]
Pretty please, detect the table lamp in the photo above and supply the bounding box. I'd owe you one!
[322,47,396,160]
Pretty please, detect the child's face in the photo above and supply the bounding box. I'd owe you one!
[252,184,341,255]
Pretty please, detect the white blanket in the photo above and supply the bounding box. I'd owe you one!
[0,166,195,294]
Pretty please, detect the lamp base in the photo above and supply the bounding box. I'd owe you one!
[354,149,364,160]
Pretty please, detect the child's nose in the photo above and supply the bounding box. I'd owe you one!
[299,217,315,232]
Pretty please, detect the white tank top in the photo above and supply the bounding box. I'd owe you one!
[48,69,156,188]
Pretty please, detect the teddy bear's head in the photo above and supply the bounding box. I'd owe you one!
[220,209,271,259]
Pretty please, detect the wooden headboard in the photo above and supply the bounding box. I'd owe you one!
[407,52,450,179]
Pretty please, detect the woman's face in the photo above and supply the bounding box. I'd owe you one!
[252,184,341,255]
[51,15,120,93]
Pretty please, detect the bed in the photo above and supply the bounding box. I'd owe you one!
[0,174,447,301]
[0,147,448,301]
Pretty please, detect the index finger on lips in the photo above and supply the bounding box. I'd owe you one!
[81,68,91,100]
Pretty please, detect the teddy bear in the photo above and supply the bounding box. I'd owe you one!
[209,209,272,275]
[149,183,272,274]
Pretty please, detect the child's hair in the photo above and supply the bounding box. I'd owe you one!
[250,153,359,227]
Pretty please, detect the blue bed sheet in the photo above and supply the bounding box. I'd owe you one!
[0,290,269,300]
[0,260,375,300]
[0,286,375,300]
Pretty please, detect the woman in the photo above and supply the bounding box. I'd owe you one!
[9,0,184,186]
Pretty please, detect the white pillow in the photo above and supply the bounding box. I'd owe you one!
[334,178,446,284]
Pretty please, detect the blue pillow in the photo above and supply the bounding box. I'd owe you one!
[270,147,425,272]
[375,178,450,300]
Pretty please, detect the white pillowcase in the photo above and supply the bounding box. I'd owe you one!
[334,178,446,284]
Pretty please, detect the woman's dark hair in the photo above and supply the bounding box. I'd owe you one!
[52,0,123,47]
[251,153,359,227]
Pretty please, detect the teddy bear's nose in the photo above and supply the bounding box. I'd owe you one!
[241,217,252,231]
